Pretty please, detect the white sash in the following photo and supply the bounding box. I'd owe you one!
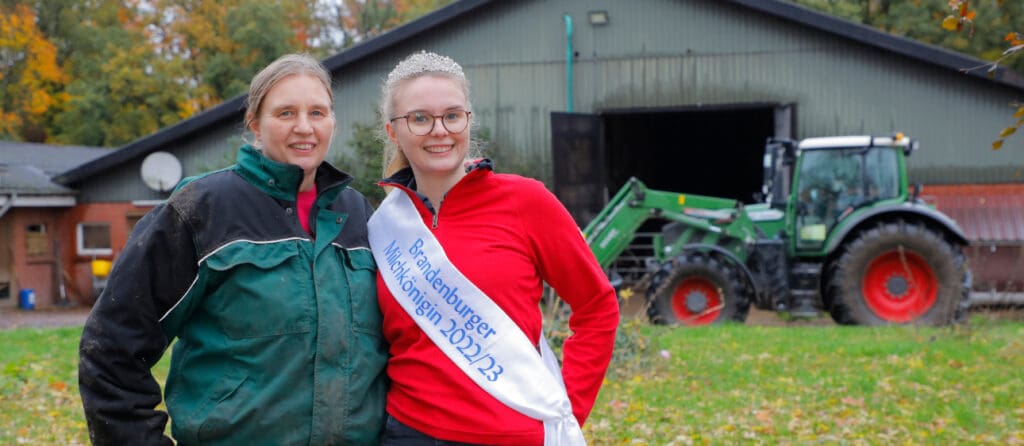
[368,189,585,446]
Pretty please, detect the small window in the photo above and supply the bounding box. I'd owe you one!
[25,224,50,257]
[77,222,112,256]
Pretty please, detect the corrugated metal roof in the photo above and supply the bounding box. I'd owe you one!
[0,141,111,175]
[923,184,1024,243]
[0,164,76,195]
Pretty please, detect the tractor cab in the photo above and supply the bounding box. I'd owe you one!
[789,135,914,252]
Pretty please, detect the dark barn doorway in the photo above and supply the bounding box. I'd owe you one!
[603,105,778,203]
[552,103,792,225]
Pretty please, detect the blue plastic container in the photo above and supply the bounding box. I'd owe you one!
[18,289,35,310]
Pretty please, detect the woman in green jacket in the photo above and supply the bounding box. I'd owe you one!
[78,53,387,445]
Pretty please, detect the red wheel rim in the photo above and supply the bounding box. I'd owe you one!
[862,250,937,322]
[671,277,723,326]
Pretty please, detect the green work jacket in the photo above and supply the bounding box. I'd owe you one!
[79,145,386,445]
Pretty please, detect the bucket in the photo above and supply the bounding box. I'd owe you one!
[18,289,36,311]
[91,259,113,278]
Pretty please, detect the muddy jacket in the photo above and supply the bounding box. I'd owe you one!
[79,145,387,446]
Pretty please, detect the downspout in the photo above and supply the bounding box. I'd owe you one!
[563,14,574,112]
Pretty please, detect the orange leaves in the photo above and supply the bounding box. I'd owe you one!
[0,6,64,85]
[0,4,67,141]
[1003,32,1024,60]
[1006,32,1024,47]
[942,0,975,34]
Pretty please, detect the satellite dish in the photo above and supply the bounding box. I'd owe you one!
[140,151,183,192]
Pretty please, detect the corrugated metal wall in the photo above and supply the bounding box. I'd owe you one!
[79,0,1024,202]
[433,0,1022,185]
[76,125,241,202]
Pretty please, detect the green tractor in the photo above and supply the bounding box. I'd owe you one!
[584,134,970,326]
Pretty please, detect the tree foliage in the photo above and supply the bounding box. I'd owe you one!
[791,0,1024,150]
[942,0,1024,150]
[0,0,453,147]
[313,0,451,50]
[0,4,67,142]
[337,118,386,206]
[791,0,1024,71]
[143,0,315,112]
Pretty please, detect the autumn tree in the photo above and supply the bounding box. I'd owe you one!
[314,0,453,51]
[40,0,188,146]
[142,0,319,114]
[1,0,454,147]
[0,4,68,142]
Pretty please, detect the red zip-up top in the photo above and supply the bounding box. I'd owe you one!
[377,164,619,445]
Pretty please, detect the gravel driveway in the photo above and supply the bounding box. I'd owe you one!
[0,306,92,330]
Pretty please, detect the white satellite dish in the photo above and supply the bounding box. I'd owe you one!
[140,151,183,192]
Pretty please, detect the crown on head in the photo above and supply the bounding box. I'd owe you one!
[387,51,465,85]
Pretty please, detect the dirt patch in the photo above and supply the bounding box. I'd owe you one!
[0,306,92,330]
[744,308,836,326]
[618,293,835,326]
[620,294,1024,326]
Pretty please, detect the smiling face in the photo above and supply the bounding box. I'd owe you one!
[386,75,471,188]
[250,73,335,191]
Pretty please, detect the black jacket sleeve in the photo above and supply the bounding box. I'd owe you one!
[78,202,199,446]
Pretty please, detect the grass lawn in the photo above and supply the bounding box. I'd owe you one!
[590,315,1024,445]
[0,326,172,445]
[1,315,1022,445]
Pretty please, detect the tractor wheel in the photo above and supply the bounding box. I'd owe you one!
[826,221,968,326]
[646,253,750,326]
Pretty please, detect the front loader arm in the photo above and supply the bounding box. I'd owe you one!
[583,177,738,268]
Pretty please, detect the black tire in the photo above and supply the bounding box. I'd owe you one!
[826,221,968,326]
[646,253,750,326]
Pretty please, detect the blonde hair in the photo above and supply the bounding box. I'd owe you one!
[379,51,479,177]
[244,53,334,145]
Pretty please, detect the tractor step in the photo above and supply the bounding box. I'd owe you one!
[786,262,822,316]
[789,262,821,291]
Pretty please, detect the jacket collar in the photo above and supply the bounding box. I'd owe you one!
[378,159,493,213]
[379,158,494,190]
[235,144,352,202]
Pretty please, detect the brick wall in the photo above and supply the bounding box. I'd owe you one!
[3,202,155,309]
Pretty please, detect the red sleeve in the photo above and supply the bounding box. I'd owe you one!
[517,179,619,426]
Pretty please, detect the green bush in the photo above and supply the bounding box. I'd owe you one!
[336,119,385,205]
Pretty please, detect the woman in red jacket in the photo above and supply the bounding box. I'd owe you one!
[367,51,620,445]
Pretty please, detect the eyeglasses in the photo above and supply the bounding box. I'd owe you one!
[390,109,471,136]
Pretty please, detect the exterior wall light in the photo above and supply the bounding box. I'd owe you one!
[588,10,609,26]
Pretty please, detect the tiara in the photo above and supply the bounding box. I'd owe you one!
[386,51,465,85]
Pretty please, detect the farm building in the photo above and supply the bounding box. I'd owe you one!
[25,0,1024,308]
[0,142,110,309]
